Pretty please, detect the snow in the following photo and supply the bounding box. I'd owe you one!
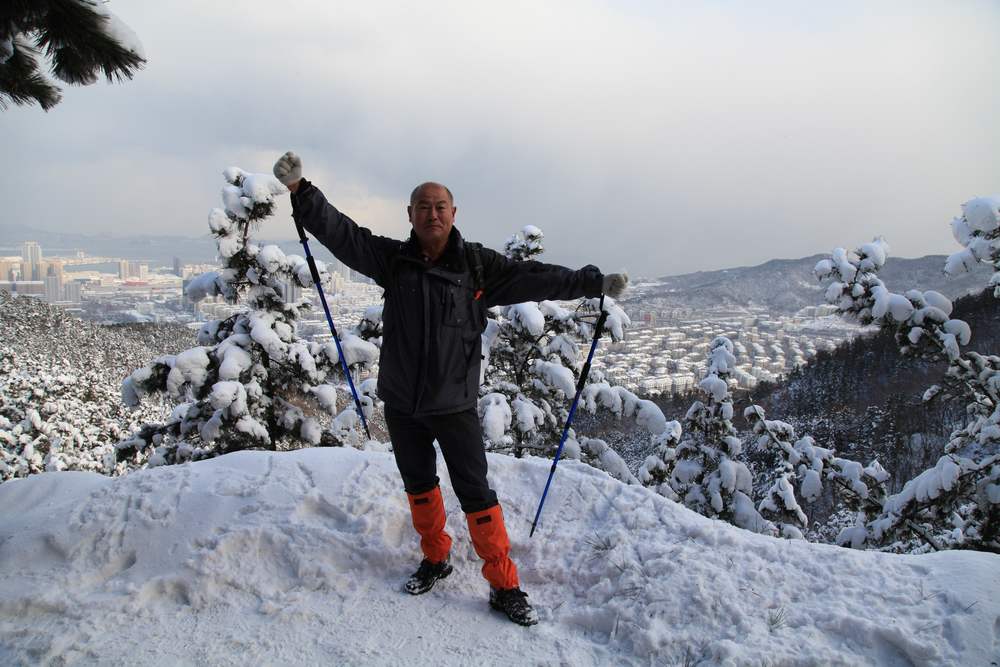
[511,396,544,434]
[962,196,1000,233]
[871,286,914,323]
[90,3,147,60]
[532,360,576,397]
[858,239,888,270]
[508,302,546,337]
[882,455,963,515]
[339,334,379,367]
[217,338,252,381]
[184,271,222,302]
[698,374,729,402]
[256,244,287,274]
[310,385,338,415]
[922,290,952,316]
[478,393,511,444]
[208,208,232,235]
[1,447,995,665]
[944,248,980,276]
[165,347,210,398]
[943,319,972,346]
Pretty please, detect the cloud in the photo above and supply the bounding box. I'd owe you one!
[2,0,998,276]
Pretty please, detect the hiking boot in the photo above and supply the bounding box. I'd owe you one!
[404,557,453,595]
[489,586,539,626]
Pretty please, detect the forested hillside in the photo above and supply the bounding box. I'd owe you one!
[752,289,1000,490]
[0,292,192,479]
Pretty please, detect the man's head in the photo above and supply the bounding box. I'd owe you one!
[407,182,456,254]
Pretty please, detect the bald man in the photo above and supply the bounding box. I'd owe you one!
[274,152,627,626]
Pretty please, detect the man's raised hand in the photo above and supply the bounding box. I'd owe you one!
[602,272,628,299]
[273,151,303,191]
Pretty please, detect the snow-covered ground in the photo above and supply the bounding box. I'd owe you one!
[0,448,997,666]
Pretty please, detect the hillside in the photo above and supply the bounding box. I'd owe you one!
[631,255,995,315]
[0,447,997,665]
[0,292,193,479]
[750,289,1000,490]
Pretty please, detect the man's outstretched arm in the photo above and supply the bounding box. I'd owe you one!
[479,246,627,307]
[274,152,395,286]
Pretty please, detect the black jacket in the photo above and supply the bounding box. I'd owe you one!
[291,180,604,416]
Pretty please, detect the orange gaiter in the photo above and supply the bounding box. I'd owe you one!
[466,504,519,589]
[407,487,452,563]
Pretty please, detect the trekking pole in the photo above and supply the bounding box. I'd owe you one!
[293,220,372,440]
[529,294,609,537]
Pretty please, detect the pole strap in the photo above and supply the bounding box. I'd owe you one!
[529,294,608,537]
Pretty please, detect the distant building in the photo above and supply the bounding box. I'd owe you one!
[63,281,82,303]
[0,258,18,281]
[44,266,62,302]
[21,241,42,281]
[173,256,183,277]
[119,260,148,280]
[0,280,45,297]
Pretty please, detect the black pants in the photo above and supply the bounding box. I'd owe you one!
[385,405,498,513]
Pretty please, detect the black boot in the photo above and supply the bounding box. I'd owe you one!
[404,557,453,595]
[489,587,539,626]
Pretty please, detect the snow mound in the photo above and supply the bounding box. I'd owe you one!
[0,448,996,665]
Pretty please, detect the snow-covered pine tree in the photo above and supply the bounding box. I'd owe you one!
[0,0,145,110]
[815,203,1000,552]
[743,404,888,541]
[645,336,773,534]
[118,167,379,467]
[477,225,672,484]
[945,196,1000,297]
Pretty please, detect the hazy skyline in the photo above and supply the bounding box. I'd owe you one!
[2,0,999,277]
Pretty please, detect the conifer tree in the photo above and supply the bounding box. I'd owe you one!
[118,167,379,467]
[1,1,145,110]
[815,198,1000,552]
[477,225,670,483]
[646,337,774,534]
[744,404,888,540]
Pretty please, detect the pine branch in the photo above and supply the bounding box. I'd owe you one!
[0,37,61,109]
[37,0,144,85]
[903,519,942,552]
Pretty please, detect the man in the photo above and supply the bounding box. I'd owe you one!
[273,151,627,626]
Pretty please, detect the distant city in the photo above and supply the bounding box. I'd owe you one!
[593,300,855,396]
[0,239,383,340]
[2,241,859,397]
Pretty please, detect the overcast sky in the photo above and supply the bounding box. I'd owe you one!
[2,0,999,276]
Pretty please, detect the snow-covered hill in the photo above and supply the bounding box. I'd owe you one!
[634,255,995,315]
[0,292,192,479]
[1,448,996,665]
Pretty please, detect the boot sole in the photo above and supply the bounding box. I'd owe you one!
[405,563,453,595]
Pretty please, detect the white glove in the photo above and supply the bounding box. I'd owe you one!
[273,151,303,187]
[602,272,628,299]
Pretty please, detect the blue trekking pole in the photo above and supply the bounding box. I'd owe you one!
[293,220,372,440]
[529,294,609,537]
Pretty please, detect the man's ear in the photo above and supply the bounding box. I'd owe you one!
[407,205,413,221]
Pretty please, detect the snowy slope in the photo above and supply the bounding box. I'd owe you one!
[0,448,997,666]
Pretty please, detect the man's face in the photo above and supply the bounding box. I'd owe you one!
[407,184,456,251]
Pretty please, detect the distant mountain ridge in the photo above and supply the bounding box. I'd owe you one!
[632,254,994,314]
